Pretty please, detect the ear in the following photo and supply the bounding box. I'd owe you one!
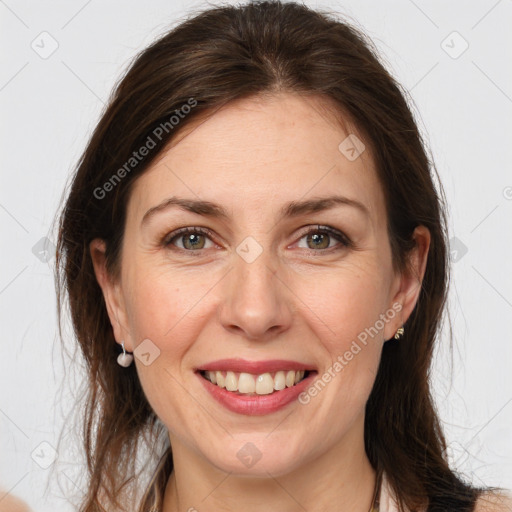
[89,238,133,351]
[384,225,431,341]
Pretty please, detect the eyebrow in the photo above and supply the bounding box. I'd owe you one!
[141,194,369,227]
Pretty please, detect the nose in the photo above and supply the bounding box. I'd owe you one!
[218,247,293,341]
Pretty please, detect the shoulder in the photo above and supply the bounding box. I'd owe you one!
[0,490,32,512]
[474,490,512,512]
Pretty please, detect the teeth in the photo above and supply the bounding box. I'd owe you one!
[216,371,225,388]
[238,372,256,393]
[274,371,286,390]
[255,373,274,395]
[203,369,307,394]
[225,371,237,391]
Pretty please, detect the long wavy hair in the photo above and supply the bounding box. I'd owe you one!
[55,1,502,510]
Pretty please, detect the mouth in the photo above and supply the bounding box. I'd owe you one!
[194,358,318,415]
[198,369,312,395]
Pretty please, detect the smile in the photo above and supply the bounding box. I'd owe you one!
[195,358,317,415]
[200,369,309,395]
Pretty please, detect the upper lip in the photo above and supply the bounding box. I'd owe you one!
[196,358,316,374]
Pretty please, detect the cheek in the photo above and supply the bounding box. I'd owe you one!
[296,260,391,351]
[122,266,216,430]
[123,263,209,348]
[293,262,389,415]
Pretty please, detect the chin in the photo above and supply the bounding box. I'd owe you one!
[199,433,310,477]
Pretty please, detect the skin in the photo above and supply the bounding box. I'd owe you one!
[91,92,431,512]
[0,489,32,512]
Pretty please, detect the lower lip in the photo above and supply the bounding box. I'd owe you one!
[196,371,317,416]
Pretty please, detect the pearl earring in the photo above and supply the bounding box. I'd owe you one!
[117,341,134,367]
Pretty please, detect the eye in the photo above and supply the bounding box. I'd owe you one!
[163,225,351,254]
[295,225,351,252]
[164,227,216,251]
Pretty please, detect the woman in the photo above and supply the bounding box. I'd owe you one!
[55,1,512,511]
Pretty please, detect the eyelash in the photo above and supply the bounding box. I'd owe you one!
[163,225,351,255]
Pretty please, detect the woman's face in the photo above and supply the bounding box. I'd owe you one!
[92,92,427,477]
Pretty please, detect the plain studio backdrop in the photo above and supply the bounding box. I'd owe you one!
[1,1,511,510]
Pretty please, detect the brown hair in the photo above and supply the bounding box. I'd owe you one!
[55,1,502,511]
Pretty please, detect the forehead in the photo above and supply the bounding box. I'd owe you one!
[127,92,384,224]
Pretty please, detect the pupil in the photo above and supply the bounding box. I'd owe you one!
[309,233,328,249]
[186,234,202,248]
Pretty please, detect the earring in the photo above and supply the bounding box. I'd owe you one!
[394,326,405,340]
[117,341,134,367]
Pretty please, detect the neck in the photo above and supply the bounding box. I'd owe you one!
[162,416,377,512]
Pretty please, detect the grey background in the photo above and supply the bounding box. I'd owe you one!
[1,0,511,510]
